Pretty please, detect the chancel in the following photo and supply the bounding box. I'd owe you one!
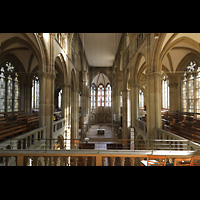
[1,33,200,166]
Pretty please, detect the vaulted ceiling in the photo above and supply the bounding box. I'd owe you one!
[79,33,122,67]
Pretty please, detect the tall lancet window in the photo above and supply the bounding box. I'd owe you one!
[0,67,5,112]
[91,83,96,108]
[98,84,104,107]
[162,76,169,109]
[32,75,39,110]
[58,89,62,109]
[139,89,144,108]
[105,83,111,107]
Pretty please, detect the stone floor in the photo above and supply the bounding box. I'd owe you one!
[86,124,117,150]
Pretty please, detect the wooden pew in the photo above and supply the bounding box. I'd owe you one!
[0,124,29,140]
[0,121,18,131]
[180,123,200,142]
[107,143,124,149]
[0,111,39,141]
[79,143,95,149]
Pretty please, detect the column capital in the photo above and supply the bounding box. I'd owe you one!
[145,71,162,79]
[38,71,56,80]
[62,82,71,88]
[129,82,140,88]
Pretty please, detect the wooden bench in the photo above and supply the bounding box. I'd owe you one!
[107,143,124,149]
[15,113,39,129]
[0,124,29,140]
[0,121,18,131]
[79,143,95,149]
[0,112,39,140]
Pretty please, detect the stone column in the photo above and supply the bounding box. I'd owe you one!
[39,72,46,128]
[65,82,71,149]
[130,82,139,128]
[146,72,162,139]
[71,87,79,148]
[81,80,87,139]
[39,72,55,149]
[65,82,71,128]
[168,74,179,112]
[122,89,129,139]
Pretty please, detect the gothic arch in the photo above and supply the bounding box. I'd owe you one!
[91,72,111,88]
[133,52,146,84]
[0,53,26,79]
[176,52,200,72]
[33,33,50,73]
[0,34,47,75]
[158,35,200,73]
[55,54,67,85]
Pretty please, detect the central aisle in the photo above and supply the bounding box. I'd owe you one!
[86,124,117,150]
[87,124,115,139]
[94,143,107,150]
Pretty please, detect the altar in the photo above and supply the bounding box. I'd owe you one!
[97,128,105,135]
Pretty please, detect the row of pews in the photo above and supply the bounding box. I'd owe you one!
[0,111,39,141]
[162,111,200,143]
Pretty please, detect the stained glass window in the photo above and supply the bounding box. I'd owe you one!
[162,76,169,109]
[91,83,96,108]
[14,73,19,111]
[7,75,13,112]
[188,74,194,112]
[32,75,39,110]
[105,84,111,107]
[0,67,5,112]
[98,84,104,107]
[181,60,200,113]
[182,73,187,112]
[196,69,200,113]
[0,61,19,112]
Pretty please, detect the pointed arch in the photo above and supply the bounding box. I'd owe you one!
[133,52,146,84]
[161,36,200,63]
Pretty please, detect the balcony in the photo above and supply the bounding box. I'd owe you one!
[0,149,196,166]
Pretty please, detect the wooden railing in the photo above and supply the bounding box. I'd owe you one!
[0,149,196,166]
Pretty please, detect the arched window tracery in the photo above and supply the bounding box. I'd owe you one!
[0,61,20,112]
[181,60,200,113]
